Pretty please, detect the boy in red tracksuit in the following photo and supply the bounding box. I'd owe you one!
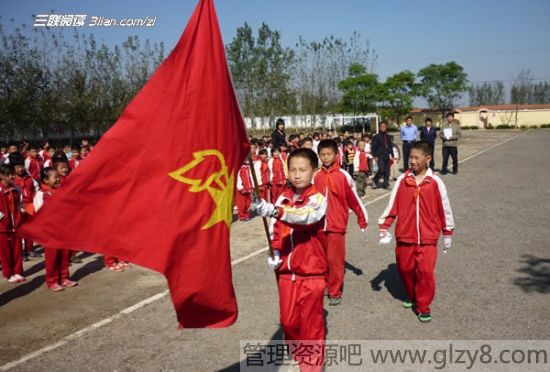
[254,149,270,201]
[34,167,78,291]
[378,141,454,323]
[314,139,368,306]
[0,165,25,283]
[236,159,254,222]
[353,139,370,198]
[250,148,327,372]
[269,148,287,203]
[25,145,42,181]
[10,153,39,259]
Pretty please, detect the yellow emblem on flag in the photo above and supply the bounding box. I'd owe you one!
[168,149,234,229]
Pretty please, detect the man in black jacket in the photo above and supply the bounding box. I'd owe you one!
[371,121,393,189]
[420,117,437,169]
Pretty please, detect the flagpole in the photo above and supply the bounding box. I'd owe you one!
[247,154,274,258]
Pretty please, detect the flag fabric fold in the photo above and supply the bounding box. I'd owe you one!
[19,0,249,328]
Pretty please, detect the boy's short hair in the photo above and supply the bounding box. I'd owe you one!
[425,117,433,123]
[272,147,281,153]
[288,148,318,169]
[28,143,38,151]
[405,116,413,121]
[301,137,313,144]
[411,141,433,155]
[52,151,69,165]
[357,139,366,145]
[40,167,55,184]
[8,152,25,166]
[258,149,268,156]
[317,139,338,154]
[0,164,15,176]
[446,112,455,118]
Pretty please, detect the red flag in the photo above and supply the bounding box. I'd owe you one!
[19,0,249,328]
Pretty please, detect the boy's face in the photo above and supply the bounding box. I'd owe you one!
[48,148,55,157]
[273,151,280,158]
[358,141,366,151]
[56,162,69,177]
[80,148,88,156]
[30,149,38,158]
[259,153,267,161]
[406,118,413,126]
[346,143,353,150]
[250,144,257,154]
[409,148,431,174]
[319,147,337,168]
[8,145,17,154]
[425,120,432,127]
[302,141,313,149]
[14,165,25,177]
[45,170,61,188]
[288,156,315,192]
[1,172,15,186]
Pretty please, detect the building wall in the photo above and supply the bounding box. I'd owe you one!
[411,109,550,128]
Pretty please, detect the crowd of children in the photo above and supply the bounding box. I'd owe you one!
[0,139,132,291]
[1,121,455,369]
[246,121,454,370]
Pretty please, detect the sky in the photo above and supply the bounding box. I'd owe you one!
[2,0,550,104]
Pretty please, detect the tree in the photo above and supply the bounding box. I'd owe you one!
[511,69,534,105]
[468,81,505,106]
[294,32,377,115]
[417,61,468,120]
[226,22,296,124]
[376,70,416,124]
[337,64,379,114]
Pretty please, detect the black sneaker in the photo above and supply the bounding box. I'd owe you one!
[328,297,341,306]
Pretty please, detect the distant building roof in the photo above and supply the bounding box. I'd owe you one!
[411,104,550,113]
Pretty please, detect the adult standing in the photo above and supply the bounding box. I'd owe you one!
[271,118,287,151]
[420,117,437,169]
[371,121,393,189]
[400,116,418,171]
[439,112,462,175]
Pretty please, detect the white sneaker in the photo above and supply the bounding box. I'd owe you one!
[7,275,18,283]
[14,274,26,282]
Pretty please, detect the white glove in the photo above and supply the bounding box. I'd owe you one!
[379,229,392,245]
[267,250,282,270]
[250,198,275,218]
[0,212,3,220]
[443,236,452,253]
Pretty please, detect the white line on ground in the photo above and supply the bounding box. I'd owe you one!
[0,130,530,371]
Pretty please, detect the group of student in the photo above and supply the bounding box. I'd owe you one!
[0,140,130,292]
[244,119,455,371]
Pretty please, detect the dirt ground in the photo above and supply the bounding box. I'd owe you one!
[1,129,548,371]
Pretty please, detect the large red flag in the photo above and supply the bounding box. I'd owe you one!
[19,0,249,328]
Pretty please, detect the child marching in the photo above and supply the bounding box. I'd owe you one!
[378,141,454,322]
[250,148,327,372]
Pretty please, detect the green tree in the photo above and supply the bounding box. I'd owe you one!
[377,70,416,124]
[337,64,379,114]
[226,22,296,124]
[417,61,468,120]
[468,81,505,106]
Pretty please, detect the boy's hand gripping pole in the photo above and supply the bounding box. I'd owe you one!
[247,154,274,258]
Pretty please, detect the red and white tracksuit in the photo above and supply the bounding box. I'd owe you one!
[236,164,254,220]
[269,156,287,202]
[353,150,369,173]
[378,169,454,314]
[254,159,270,201]
[34,185,71,287]
[14,173,37,253]
[272,185,328,372]
[0,183,23,279]
[25,156,42,181]
[313,163,368,298]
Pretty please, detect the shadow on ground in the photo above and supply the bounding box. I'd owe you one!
[513,254,550,294]
[370,263,408,301]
